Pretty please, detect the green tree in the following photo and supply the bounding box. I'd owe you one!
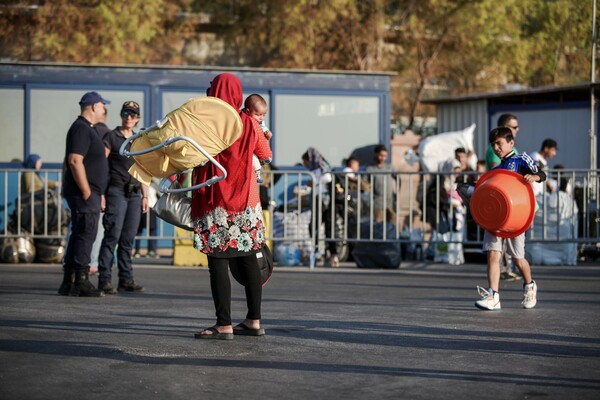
[0,1,40,61]
[0,0,593,124]
[517,0,592,86]
[386,0,528,128]
[385,0,592,128]
[193,0,387,70]
[0,0,194,64]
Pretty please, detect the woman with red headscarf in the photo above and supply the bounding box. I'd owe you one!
[191,73,272,340]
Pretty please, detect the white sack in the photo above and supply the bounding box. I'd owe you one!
[418,124,477,172]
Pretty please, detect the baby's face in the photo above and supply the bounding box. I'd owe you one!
[248,102,268,122]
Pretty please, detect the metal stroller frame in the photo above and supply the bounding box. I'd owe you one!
[119,123,228,194]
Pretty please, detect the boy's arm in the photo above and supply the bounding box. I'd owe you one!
[522,164,546,184]
[523,170,546,184]
[535,169,546,182]
[521,153,546,183]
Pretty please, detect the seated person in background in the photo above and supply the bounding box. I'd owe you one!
[552,164,572,195]
[464,160,487,185]
[302,147,339,267]
[530,139,558,197]
[21,154,60,194]
[341,156,368,192]
[454,147,475,184]
[425,159,461,235]
[343,156,360,178]
[366,145,399,223]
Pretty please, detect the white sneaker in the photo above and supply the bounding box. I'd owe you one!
[522,281,538,309]
[475,286,501,310]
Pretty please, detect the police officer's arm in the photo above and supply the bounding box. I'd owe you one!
[141,184,149,213]
[68,153,91,200]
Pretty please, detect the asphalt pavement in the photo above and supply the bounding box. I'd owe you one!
[1,260,599,400]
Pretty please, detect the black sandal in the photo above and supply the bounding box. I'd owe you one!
[233,323,265,336]
[194,327,234,340]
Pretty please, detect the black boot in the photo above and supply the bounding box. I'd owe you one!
[98,281,117,295]
[69,270,104,297]
[58,267,74,296]
[118,280,145,292]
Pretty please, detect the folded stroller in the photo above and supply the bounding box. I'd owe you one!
[120,96,243,192]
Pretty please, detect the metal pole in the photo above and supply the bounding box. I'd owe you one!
[591,0,597,197]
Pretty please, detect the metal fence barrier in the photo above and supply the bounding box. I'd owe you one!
[1,167,599,265]
[263,168,599,266]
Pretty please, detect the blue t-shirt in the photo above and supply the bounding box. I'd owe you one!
[63,116,109,198]
[493,151,539,176]
[494,151,545,212]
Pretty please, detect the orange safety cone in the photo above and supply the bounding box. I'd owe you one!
[470,169,536,238]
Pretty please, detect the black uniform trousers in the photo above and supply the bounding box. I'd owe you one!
[64,193,101,273]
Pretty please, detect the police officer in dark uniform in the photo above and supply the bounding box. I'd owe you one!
[59,91,110,297]
[97,101,147,294]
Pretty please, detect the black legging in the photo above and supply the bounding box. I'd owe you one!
[207,254,262,326]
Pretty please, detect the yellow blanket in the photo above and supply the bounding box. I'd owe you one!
[128,97,243,186]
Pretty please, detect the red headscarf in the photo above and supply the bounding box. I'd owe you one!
[191,73,259,219]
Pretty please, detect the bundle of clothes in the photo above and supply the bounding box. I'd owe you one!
[1,188,70,263]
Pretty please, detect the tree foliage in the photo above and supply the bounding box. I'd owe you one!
[192,0,387,70]
[386,0,529,124]
[0,0,593,123]
[0,0,194,63]
[518,0,592,86]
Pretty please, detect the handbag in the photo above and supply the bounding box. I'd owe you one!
[152,189,194,231]
[257,245,274,286]
[230,245,274,287]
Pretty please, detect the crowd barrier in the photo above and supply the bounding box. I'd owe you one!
[1,167,598,266]
[262,168,599,267]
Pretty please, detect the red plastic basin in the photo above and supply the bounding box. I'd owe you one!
[470,169,536,238]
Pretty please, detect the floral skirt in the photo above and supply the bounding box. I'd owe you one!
[193,204,265,258]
